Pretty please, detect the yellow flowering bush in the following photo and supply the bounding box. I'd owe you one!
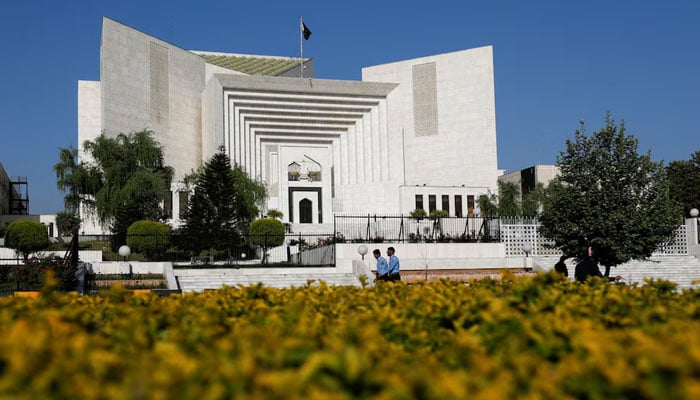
[0,273,699,399]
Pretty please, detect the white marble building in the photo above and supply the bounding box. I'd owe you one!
[78,17,500,233]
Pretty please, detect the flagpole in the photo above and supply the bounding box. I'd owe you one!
[299,16,303,78]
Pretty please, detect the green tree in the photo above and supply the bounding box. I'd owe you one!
[180,147,267,255]
[78,130,174,249]
[522,183,548,217]
[4,220,49,260]
[126,220,171,260]
[249,218,285,264]
[55,211,81,237]
[53,146,101,237]
[266,209,284,219]
[539,113,679,276]
[666,150,700,217]
[497,181,522,217]
[477,192,498,217]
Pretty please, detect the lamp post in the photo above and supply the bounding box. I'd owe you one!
[691,208,699,244]
[118,245,131,262]
[357,245,368,261]
[118,245,131,275]
[521,243,533,271]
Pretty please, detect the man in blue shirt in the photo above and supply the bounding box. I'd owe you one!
[387,247,401,281]
[373,249,391,281]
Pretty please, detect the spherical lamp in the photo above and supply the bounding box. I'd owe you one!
[118,245,131,259]
[357,244,368,260]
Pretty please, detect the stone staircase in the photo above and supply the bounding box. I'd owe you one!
[176,270,362,292]
[534,255,700,290]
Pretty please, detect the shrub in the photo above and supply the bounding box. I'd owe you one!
[0,277,697,398]
[410,208,427,219]
[249,218,285,248]
[429,209,449,218]
[266,209,284,219]
[126,220,171,259]
[4,220,48,260]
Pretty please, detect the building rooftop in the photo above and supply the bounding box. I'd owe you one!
[195,52,308,76]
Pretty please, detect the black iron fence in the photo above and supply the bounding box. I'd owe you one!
[28,232,338,267]
[333,215,501,243]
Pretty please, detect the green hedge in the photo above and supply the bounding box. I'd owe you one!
[126,220,171,260]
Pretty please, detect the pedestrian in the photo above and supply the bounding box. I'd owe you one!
[373,249,391,281]
[574,247,620,283]
[387,247,401,281]
[553,255,568,277]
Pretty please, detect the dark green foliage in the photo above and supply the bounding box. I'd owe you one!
[55,130,174,250]
[4,220,49,260]
[666,150,700,217]
[55,211,81,237]
[429,209,449,219]
[409,209,427,219]
[180,147,267,255]
[0,256,76,292]
[539,112,679,273]
[522,183,548,217]
[266,209,284,219]
[477,192,498,217]
[249,218,286,248]
[497,181,522,217]
[126,220,171,259]
[249,218,285,264]
[53,146,101,214]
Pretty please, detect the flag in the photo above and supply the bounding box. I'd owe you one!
[302,21,312,40]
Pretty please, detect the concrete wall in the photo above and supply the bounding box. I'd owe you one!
[688,217,700,257]
[77,80,102,159]
[0,249,101,264]
[362,46,498,193]
[99,17,205,181]
[335,242,521,274]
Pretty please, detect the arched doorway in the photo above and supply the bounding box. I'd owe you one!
[299,198,313,223]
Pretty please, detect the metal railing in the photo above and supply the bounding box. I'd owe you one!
[333,215,501,243]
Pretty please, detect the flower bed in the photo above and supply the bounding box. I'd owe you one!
[0,273,697,398]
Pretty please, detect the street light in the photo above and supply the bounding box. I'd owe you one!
[521,243,533,272]
[357,245,368,261]
[118,245,131,261]
[690,208,699,218]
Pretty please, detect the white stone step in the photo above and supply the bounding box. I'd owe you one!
[534,255,700,289]
[177,272,361,292]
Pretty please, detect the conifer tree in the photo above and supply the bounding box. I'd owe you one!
[180,147,266,255]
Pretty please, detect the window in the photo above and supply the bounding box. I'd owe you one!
[442,195,450,215]
[415,194,424,211]
[164,191,173,219]
[428,195,436,213]
[467,195,475,217]
[454,195,463,217]
[178,191,189,217]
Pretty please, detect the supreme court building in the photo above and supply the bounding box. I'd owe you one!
[78,18,500,233]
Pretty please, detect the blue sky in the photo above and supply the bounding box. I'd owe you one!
[1,0,698,214]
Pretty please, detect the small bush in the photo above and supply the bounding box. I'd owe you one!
[4,220,49,260]
[249,218,285,248]
[126,220,171,260]
[410,208,427,219]
[429,209,449,218]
